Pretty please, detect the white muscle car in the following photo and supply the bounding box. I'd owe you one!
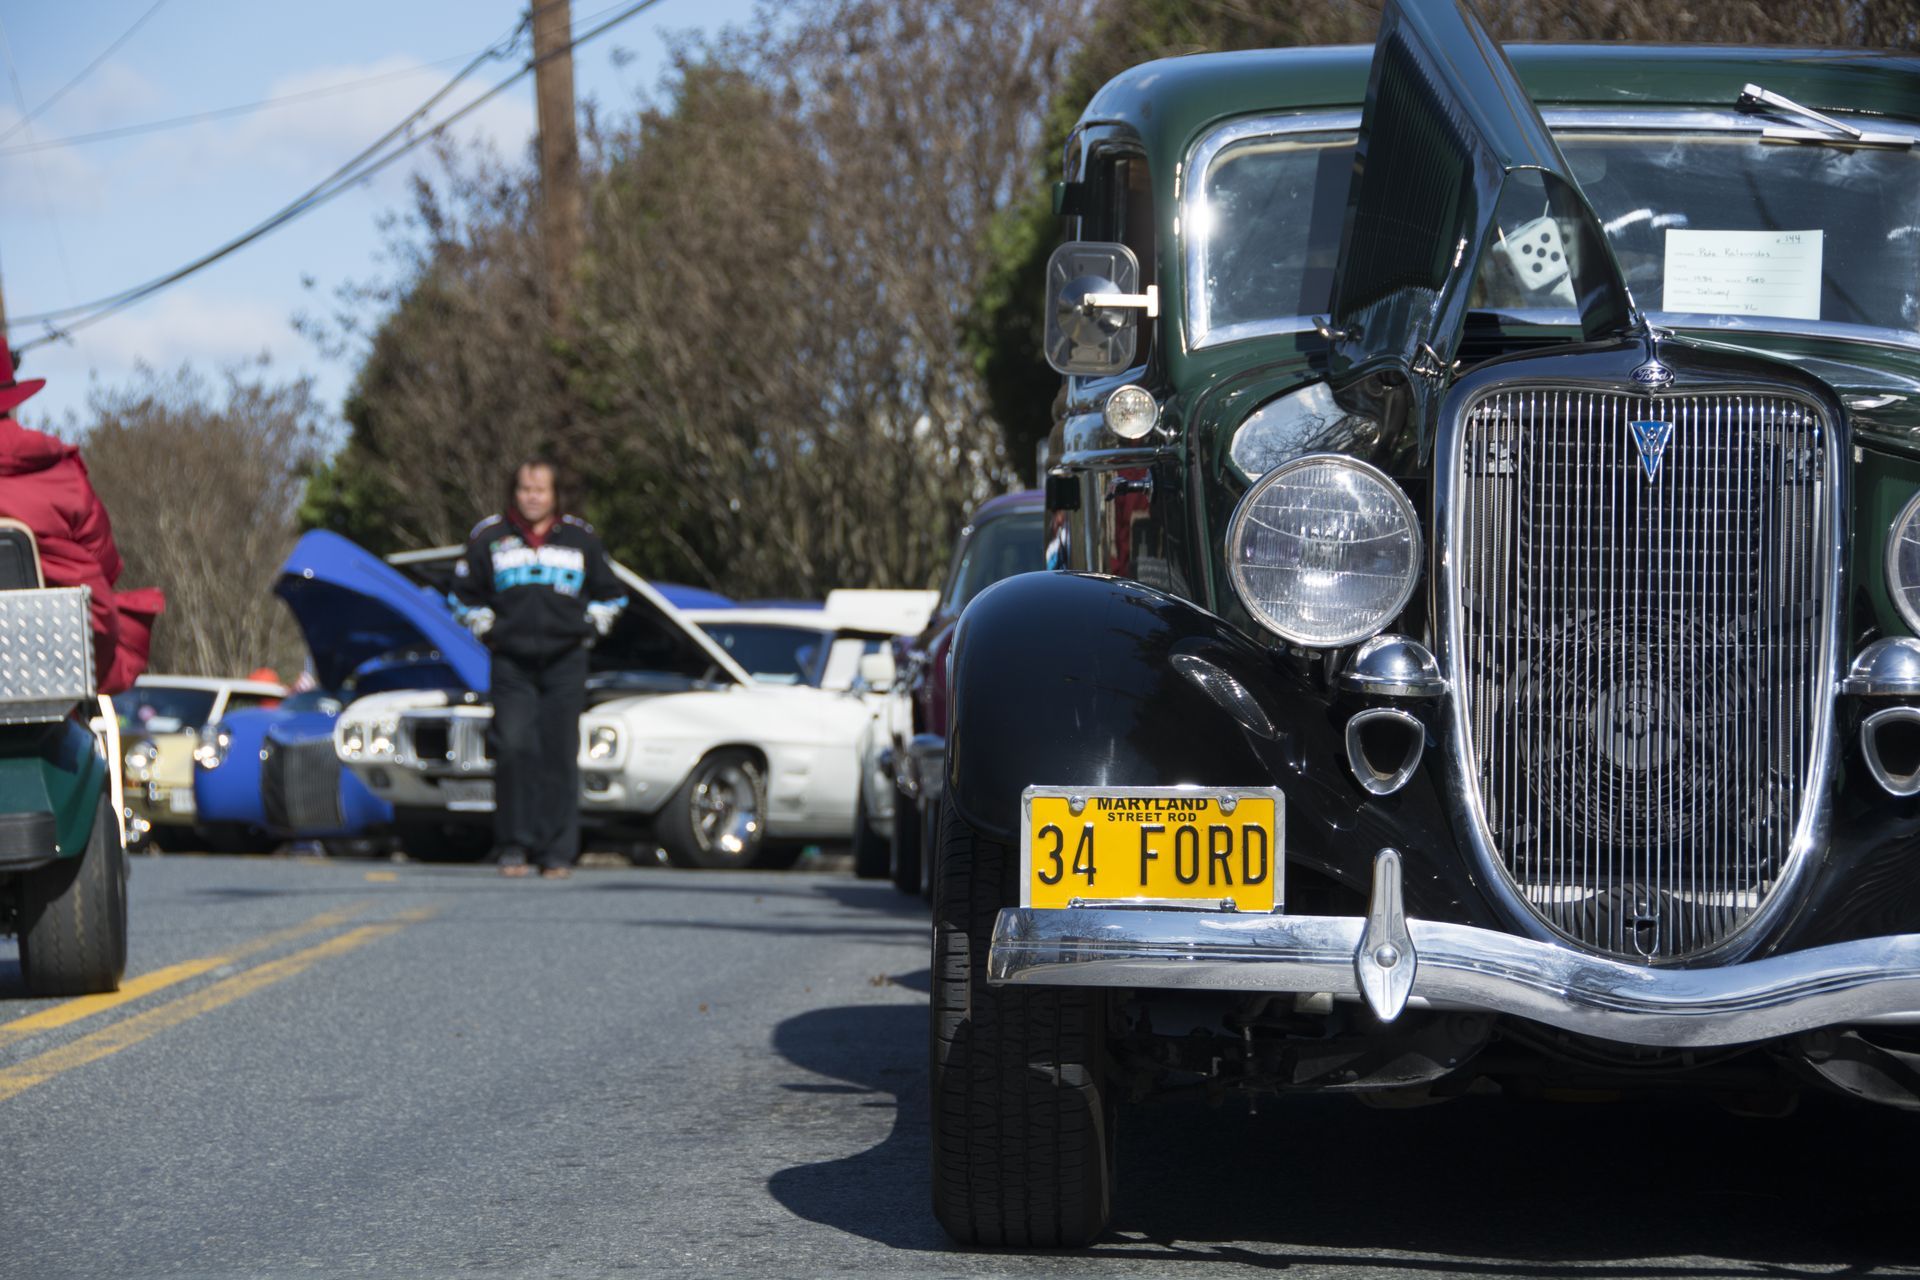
[333,567,930,869]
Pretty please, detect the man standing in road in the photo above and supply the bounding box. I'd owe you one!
[453,458,625,879]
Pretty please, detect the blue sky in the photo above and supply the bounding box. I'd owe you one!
[0,0,761,433]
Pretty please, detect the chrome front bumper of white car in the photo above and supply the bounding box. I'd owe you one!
[988,850,1920,1049]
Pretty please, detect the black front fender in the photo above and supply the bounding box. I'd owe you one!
[945,571,1497,925]
[947,573,1278,848]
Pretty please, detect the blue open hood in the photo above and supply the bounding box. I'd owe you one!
[276,531,490,693]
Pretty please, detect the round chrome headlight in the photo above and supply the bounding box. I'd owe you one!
[193,725,231,770]
[339,722,366,759]
[367,719,397,759]
[1888,489,1920,634]
[124,740,157,779]
[1226,454,1422,648]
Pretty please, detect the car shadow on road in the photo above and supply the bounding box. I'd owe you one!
[765,992,1919,1273]
[766,996,945,1251]
[806,882,930,918]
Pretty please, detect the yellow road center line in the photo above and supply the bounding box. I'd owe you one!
[0,908,435,1103]
[0,902,372,1047]
[364,871,397,882]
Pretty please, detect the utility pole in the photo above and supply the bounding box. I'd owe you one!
[531,0,583,331]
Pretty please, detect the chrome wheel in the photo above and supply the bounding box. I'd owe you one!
[660,750,769,870]
[692,759,762,857]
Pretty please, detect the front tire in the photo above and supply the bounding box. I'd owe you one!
[19,794,128,997]
[394,823,491,863]
[852,781,890,879]
[929,804,1114,1247]
[659,749,769,870]
[197,823,279,855]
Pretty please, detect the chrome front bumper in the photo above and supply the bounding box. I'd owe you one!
[988,850,1920,1049]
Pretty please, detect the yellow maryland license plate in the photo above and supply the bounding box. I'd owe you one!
[1021,786,1284,912]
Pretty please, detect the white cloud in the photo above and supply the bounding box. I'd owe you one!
[0,105,108,211]
[42,59,167,131]
[75,288,296,370]
[13,287,321,432]
[210,56,535,188]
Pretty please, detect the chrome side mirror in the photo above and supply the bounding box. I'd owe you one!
[856,651,895,694]
[1043,242,1158,376]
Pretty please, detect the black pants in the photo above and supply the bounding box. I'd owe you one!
[490,646,587,869]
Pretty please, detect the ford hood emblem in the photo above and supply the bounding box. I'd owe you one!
[1630,360,1674,389]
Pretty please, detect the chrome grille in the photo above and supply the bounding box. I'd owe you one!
[262,738,345,832]
[1452,388,1830,961]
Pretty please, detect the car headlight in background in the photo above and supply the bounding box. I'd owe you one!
[339,721,367,759]
[368,718,397,759]
[192,725,231,770]
[124,739,158,780]
[587,726,619,761]
[1227,453,1422,648]
[1888,489,1920,634]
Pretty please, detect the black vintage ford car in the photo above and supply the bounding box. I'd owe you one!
[932,0,1920,1249]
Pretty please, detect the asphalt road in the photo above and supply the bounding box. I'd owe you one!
[1,853,1917,1279]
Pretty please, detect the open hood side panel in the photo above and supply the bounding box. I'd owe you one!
[593,563,752,688]
[276,531,490,693]
[1330,0,1638,384]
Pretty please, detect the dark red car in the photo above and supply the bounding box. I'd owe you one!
[873,490,1045,894]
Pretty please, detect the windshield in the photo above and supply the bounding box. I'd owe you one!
[697,623,828,686]
[1187,110,1920,347]
[942,511,1046,615]
[276,689,343,714]
[1188,120,1355,347]
[113,687,218,735]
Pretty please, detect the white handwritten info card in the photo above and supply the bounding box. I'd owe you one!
[1662,230,1824,320]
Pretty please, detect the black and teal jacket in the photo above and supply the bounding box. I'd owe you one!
[451,513,627,662]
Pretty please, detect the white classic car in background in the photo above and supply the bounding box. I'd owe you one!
[333,568,932,869]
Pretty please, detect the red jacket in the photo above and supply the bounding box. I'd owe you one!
[0,419,164,694]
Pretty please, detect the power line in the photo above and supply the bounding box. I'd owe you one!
[0,0,643,157]
[0,50,491,157]
[9,16,533,334]
[9,0,671,353]
[0,0,170,145]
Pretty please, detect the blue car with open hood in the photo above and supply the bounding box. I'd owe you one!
[192,531,488,853]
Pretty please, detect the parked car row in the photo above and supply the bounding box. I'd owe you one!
[150,530,936,867]
[334,573,930,868]
[864,491,1047,893]
[115,674,286,849]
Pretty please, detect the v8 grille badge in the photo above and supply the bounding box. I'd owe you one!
[1629,419,1675,481]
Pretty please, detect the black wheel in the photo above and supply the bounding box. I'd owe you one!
[19,794,128,997]
[888,783,921,895]
[146,826,196,854]
[394,823,491,863]
[929,803,1114,1248]
[919,797,941,902]
[658,749,767,870]
[753,843,805,871]
[197,823,279,855]
[852,781,890,879]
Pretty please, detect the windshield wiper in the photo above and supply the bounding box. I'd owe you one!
[1738,83,1913,149]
